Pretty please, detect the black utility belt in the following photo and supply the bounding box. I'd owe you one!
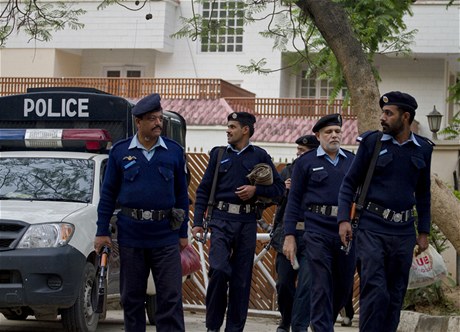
[121,207,171,221]
[308,204,338,217]
[366,202,414,223]
[215,201,255,215]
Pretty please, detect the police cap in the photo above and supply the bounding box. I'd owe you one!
[312,113,342,133]
[379,91,418,115]
[132,93,162,117]
[295,134,319,148]
[227,112,256,126]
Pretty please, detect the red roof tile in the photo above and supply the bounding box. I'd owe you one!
[133,98,359,145]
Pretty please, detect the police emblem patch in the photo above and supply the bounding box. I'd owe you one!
[231,113,237,119]
[383,96,389,103]
[123,156,137,161]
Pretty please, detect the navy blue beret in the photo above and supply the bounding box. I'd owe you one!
[227,112,256,126]
[379,91,417,114]
[132,93,162,117]
[295,134,319,147]
[312,113,342,133]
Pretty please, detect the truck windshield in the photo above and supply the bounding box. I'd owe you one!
[0,158,94,203]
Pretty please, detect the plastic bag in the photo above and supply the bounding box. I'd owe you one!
[181,244,201,276]
[407,244,448,289]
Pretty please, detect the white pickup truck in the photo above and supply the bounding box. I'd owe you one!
[0,88,189,332]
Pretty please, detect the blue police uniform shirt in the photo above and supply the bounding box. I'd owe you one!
[284,147,354,237]
[194,143,285,225]
[337,130,433,235]
[96,135,189,248]
[129,134,167,161]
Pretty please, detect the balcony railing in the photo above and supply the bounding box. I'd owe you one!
[225,97,354,119]
[0,77,355,118]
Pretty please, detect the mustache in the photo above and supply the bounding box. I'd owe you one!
[152,125,162,130]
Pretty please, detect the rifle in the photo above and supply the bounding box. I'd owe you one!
[341,131,383,255]
[199,147,225,243]
[95,245,111,313]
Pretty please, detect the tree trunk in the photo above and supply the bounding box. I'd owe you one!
[431,174,460,253]
[297,0,381,134]
[296,0,460,253]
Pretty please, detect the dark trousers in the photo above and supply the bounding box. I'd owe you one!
[275,253,297,330]
[275,234,310,332]
[357,229,416,332]
[306,231,356,332]
[119,245,184,332]
[205,218,257,332]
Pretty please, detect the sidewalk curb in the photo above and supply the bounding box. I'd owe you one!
[398,311,460,332]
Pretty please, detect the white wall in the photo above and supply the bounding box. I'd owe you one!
[80,49,157,77]
[3,1,178,52]
[376,56,448,138]
[154,1,284,98]
[407,2,460,54]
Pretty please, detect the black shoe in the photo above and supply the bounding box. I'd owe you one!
[276,326,289,332]
[207,329,220,332]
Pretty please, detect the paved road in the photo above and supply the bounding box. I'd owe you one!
[0,309,359,331]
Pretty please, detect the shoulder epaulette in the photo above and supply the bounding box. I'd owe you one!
[357,130,379,143]
[341,148,355,156]
[209,145,226,154]
[111,137,131,149]
[162,136,184,150]
[414,133,436,147]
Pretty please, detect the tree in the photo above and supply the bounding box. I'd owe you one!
[0,1,85,47]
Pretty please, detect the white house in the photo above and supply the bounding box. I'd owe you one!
[0,0,458,137]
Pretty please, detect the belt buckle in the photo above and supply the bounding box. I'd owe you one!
[142,210,152,220]
[331,206,338,217]
[228,204,240,214]
[382,209,391,219]
[320,205,326,215]
[393,213,402,222]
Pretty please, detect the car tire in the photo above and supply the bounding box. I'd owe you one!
[61,262,99,332]
[145,294,157,325]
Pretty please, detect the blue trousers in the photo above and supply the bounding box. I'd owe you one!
[205,218,257,332]
[357,229,416,332]
[275,234,311,331]
[119,245,184,332]
[306,231,356,332]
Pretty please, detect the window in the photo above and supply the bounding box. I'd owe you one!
[300,70,347,99]
[201,0,244,53]
[299,71,349,115]
[104,67,143,78]
[104,66,143,97]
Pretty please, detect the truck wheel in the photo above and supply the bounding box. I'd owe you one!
[61,262,99,332]
[145,294,157,325]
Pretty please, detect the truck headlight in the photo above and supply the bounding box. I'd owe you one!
[17,223,75,248]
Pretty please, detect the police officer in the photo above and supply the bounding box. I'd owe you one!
[338,91,433,332]
[94,93,189,332]
[284,114,355,332]
[193,112,285,332]
[271,135,319,332]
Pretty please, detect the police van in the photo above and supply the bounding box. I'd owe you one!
[0,88,187,331]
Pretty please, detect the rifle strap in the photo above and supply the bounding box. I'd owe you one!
[207,146,225,214]
[356,131,383,211]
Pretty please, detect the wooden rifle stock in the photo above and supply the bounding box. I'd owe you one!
[95,246,110,314]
